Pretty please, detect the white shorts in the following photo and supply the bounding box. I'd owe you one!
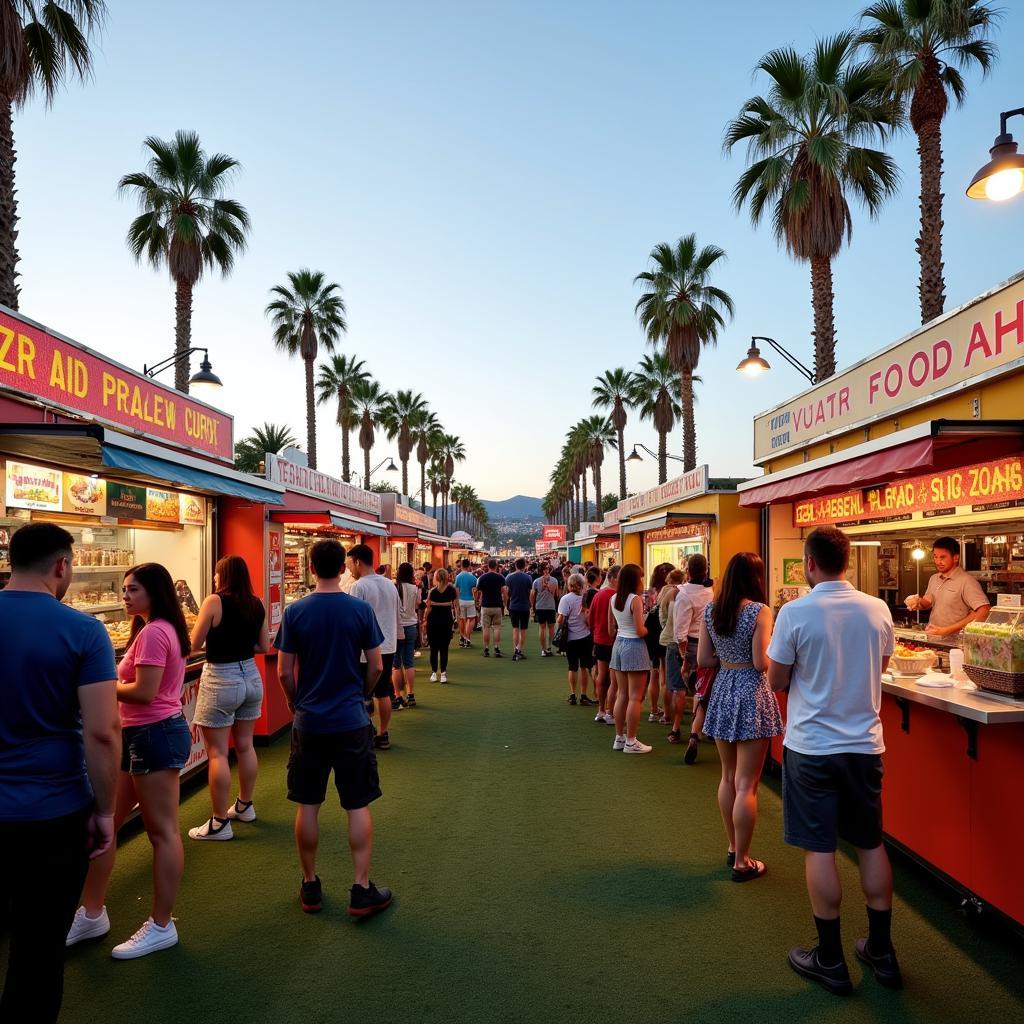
[459,600,477,619]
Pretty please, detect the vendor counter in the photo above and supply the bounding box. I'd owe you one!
[769,678,1024,931]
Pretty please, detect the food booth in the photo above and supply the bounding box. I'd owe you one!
[595,508,622,567]
[0,306,285,777]
[617,465,759,582]
[378,493,448,574]
[738,270,1024,929]
[447,530,474,567]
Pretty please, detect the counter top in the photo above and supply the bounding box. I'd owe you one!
[882,674,1024,724]
[893,627,961,650]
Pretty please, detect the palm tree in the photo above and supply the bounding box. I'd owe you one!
[630,352,684,484]
[725,33,900,380]
[859,1,999,324]
[427,461,445,519]
[233,423,297,474]
[349,378,387,486]
[411,408,442,511]
[635,236,733,472]
[592,368,636,501]
[380,389,428,497]
[120,131,251,392]
[580,414,616,514]
[0,1,106,309]
[266,269,347,470]
[437,433,465,535]
[315,354,369,481]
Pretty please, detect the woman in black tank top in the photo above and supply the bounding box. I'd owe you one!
[188,556,270,841]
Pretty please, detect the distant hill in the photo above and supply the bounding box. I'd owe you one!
[481,495,544,520]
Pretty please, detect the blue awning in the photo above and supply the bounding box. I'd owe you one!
[101,445,284,505]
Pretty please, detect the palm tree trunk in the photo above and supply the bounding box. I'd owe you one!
[658,430,668,484]
[916,118,945,324]
[341,420,351,482]
[617,426,626,499]
[681,368,696,472]
[420,461,426,512]
[401,459,409,497]
[304,356,317,469]
[594,464,602,519]
[0,97,20,310]
[364,444,371,487]
[581,472,589,523]
[432,492,437,518]
[174,279,194,393]
[810,255,836,381]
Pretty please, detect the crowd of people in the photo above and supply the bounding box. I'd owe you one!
[1,521,903,1022]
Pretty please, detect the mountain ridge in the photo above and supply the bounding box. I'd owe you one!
[480,495,544,519]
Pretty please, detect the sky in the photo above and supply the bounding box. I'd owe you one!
[14,0,1024,504]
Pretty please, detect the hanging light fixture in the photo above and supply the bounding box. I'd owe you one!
[966,107,1024,202]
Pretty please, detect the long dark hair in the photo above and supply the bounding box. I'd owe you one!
[615,563,643,612]
[125,562,191,657]
[397,561,415,585]
[711,552,765,638]
[215,554,263,623]
[649,562,673,592]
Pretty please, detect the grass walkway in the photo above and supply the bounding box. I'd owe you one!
[58,639,1022,1023]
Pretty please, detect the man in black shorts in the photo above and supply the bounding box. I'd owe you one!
[505,558,534,661]
[768,527,899,995]
[531,563,559,655]
[276,539,394,919]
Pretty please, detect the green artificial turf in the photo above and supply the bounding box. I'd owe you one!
[51,639,1024,1023]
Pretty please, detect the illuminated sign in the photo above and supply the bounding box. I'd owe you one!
[0,310,233,462]
[755,274,1024,463]
[63,474,107,516]
[793,455,1024,527]
[264,452,381,516]
[6,461,62,511]
[542,525,567,542]
[643,522,711,545]
[619,466,709,518]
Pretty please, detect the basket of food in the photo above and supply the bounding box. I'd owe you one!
[891,643,938,675]
[962,663,1024,696]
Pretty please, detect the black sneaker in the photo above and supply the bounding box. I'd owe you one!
[483,648,490,658]
[518,651,527,660]
[567,693,577,706]
[787,946,852,996]
[374,732,391,750]
[545,649,553,657]
[348,881,394,919]
[494,648,503,658]
[855,938,902,989]
[390,697,401,711]
[579,695,597,707]
[406,693,417,708]
[511,650,520,662]
[300,875,323,913]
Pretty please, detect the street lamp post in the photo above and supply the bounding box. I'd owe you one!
[735,336,817,385]
[967,107,1024,202]
[626,441,683,464]
[351,457,398,489]
[143,347,224,394]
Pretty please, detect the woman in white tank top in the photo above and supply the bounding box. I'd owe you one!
[608,564,652,753]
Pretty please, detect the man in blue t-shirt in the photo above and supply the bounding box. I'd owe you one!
[0,523,119,1023]
[276,539,393,920]
[505,557,535,662]
[454,558,478,650]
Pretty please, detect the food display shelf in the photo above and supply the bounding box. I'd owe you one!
[73,565,132,573]
[72,602,123,614]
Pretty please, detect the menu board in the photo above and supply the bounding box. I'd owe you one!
[63,474,107,516]
[6,461,63,512]
[107,482,147,519]
[180,493,205,526]
[146,488,181,523]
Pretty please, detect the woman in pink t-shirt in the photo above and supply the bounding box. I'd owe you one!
[69,563,191,960]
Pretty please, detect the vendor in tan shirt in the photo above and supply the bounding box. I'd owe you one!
[905,536,990,637]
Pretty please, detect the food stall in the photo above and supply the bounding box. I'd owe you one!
[595,508,622,567]
[0,306,284,778]
[379,493,448,574]
[617,465,758,581]
[738,270,1024,929]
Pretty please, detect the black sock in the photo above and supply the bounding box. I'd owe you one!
[813,915,843,967]
[866,905,893,955]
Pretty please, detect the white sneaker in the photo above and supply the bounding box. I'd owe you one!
[440,672,448,683]
[188,817,233,841]
[430,673,438,682]
[66,905,110,946]
[111,917,178,960]
[612,735,626,751]
[414,650,421,658]
[624,738,653,754]
[602,712,616,725]
[594,710,605,723]
[226,798,256,823]
[648,712,661,723]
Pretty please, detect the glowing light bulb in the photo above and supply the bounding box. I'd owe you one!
[984,167,1024,202]
[743,361,765,377]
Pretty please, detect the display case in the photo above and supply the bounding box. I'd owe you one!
[962,607,1024,695]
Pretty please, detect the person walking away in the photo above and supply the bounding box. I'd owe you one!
[426,569,459,682]
[70,562,193,958]
[587,565,619,724]
[531,563,559,656]
[557,574,595,705]
[418,563,433,647]
[674,553,715,764]
[658,569,686,744]
[476,557,507,658]
[645,563,673,723]
[275,539,392,917]
[454,558,478,648]
[1,524,119,1021]
[578,568,601,697]
[394,562,420,707]
[698,552,781,882]
[349,544,400,751]
[608,564,652,753]
[767,526,900,995]
[505,557,534,661]
[188,555,270,840]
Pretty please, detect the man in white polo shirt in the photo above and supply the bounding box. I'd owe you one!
[767,526,900,997]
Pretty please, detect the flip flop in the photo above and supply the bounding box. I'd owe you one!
[726,850,736,868]
[731,859,767,883]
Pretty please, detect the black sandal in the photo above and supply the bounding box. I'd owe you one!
[684,734,699,764]
[731,859,767,882]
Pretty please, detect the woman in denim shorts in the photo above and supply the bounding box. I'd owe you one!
[608,564,653,754]
[394,562,420,707]
[68,563,192,960]
[189,555,269,841]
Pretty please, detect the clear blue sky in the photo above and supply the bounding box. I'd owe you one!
[14,0,1024,502]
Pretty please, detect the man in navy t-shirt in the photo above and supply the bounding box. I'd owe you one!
[0,523,119,1023]
[505,557,534,662]
[276,539,393,919]
[475,558,508,658]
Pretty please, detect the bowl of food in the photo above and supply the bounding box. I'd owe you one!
[891,642,938,675]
